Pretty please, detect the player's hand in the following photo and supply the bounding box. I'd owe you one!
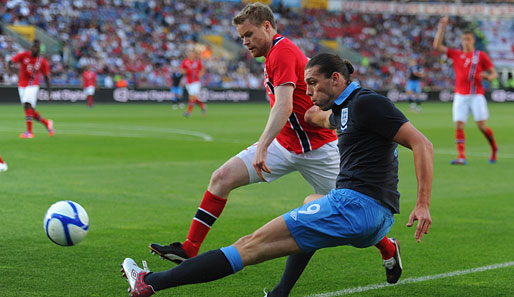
[439,16,449,26]
[479,71,490,80]
[406,204,432,243]
[253,146,271,182]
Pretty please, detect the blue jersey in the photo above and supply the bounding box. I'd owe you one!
[408,65,423,81]
[329,84,408,213]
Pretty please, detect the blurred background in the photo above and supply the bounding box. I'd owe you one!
[0,0,513,91]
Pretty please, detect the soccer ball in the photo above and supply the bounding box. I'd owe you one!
[44,200,89,246]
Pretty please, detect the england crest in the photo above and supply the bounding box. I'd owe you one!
[340,108,349,131]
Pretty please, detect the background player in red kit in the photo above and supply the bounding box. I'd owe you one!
[82,65,97,108]
[0,155,7,172]
[9,39,54,139]
[433,16,498,164]
[181,51,206,117]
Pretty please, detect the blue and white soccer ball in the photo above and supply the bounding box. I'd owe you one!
[44,200,89,246]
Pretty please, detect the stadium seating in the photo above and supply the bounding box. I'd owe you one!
[0,0,512,90]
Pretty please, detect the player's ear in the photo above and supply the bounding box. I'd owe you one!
[331,72,341,84]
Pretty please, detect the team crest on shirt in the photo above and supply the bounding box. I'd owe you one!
[340,108,349,131]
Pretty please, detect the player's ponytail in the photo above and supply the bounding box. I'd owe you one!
[343,59,354,75]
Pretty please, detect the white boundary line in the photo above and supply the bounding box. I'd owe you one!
[0,126,213,142]
[307,261,514,297]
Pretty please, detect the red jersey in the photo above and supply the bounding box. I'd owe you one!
[180,59,203,84]
[82,70,97,87]
[265,34,337,154]
[446,48,494,95]
[11,51,50,87]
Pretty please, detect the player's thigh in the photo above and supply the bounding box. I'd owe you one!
[295,140,339,195]
[414,82,422,94]
[233,216,301,266]
[186,82,201,97]
[19,86,39,107]
[406,81,414,92]
[471,94,489,122]
[235,139,296,185]
[453,94,470,123]
[209,156,250,195]
[84,86,95,96]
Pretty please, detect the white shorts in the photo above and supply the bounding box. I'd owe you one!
[453,93,489,123]
[185,82,201,97]
[236,139,339,195]
[18,86,39,107]
[84,86,95,96]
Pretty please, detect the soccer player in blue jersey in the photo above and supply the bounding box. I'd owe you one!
[120,53,433,297]
[406,59,424,113]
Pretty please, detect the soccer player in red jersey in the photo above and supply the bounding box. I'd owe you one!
[9,40,54,138]
[147,4,400,296]
[82,65,97,108]
[181,50,206,117]
[0,155,7,172]
[434,16,498,164]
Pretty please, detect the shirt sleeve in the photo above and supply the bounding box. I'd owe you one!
[329,112,337,128]
[269,48,298,87]
[480,51,494,70]
[352,94,408,140]
[446,48,458,60]
[11,52,24,63]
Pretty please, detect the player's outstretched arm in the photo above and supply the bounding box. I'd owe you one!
[304,105,334,129]
[253,84,294,181]
[393,122,433,243]
[433,16,449,53]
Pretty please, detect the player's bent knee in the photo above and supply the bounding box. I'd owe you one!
[304,194,324,205]
[210,166,236,189]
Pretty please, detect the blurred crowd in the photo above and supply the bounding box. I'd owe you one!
[1,0,512,91]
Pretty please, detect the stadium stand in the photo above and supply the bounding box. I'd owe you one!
[1,0,513,90]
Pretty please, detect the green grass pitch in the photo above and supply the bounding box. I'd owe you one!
[0,102,513,296]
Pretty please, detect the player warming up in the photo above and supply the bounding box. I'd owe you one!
[0,155,7,172]
[170,65,184,110]
[182,51,206,117]
[121,53,433,297]
[406,59,425,113]
[82,65,97,108]
[9,39,54,139]
[433,16,498,164]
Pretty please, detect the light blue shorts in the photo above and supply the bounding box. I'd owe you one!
[171,86,183,96]
[283,189,394,252]
[406,80,421,93]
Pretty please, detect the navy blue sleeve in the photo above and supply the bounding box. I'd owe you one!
[352,94,408,140]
